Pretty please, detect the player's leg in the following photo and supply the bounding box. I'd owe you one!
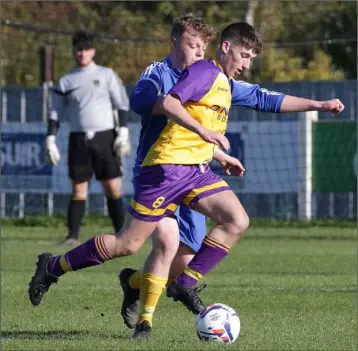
[168,190,249,311]
[127,165,200,339]
[169,242,196,278]
[130,201,211,324]
[120,199,207,327]
[101,177,126,232]
[28,213,157,307]
[169,206,207,278]
[121,206,205,288]
[63,181,89,246]
[119,218,179,329]
[94,129,126,232]
[167,167,249,313]
[177,189,248,285]
[135,217,179,338]
[30,164,176,308]
[59,132,92,246]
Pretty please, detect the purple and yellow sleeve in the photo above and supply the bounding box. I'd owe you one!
[169,60,220,104]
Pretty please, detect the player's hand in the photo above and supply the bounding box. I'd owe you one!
[46,135,60,166]
[219,155,245,177]
[320,99,345,114]
[113,127,131,158]
[200,129,230,152]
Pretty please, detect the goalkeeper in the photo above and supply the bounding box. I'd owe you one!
[47,30,130,246]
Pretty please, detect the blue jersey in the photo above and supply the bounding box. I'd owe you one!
[130,56,285,177]
[130,57,181,176]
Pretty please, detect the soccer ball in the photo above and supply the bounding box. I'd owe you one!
[196,303,240,344]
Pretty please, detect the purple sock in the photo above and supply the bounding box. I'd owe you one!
[47,255,65,278]
[176,236,229,288]
[47,235,112,276]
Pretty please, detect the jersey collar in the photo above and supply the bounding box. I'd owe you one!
[212,59,232,81]
[76,62,96,71]
[212,59,224,72]
[166,56,184,76]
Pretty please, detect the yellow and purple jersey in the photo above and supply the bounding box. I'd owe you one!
[142,60,231,166]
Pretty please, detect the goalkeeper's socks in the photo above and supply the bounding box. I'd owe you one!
[67,197,86,239]
[107,195,125,232]
[47,234,113,277]
[138,273,167,326]
[175,236,229,288]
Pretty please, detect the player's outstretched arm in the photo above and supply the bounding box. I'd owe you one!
[161,94,230,151]
[280,96,345,114]
[230,80,344,115]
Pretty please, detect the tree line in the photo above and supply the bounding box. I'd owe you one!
[1,1,356,86]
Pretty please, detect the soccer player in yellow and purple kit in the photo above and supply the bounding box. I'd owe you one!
[119,15,346,332]
[28,21,345,340]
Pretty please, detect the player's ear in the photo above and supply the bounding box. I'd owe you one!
[170,36,177,49]
[221,40,230,54]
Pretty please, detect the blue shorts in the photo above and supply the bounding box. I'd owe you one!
[174,204,206,253]
[132,166,214,253]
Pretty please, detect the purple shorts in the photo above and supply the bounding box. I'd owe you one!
[128,164,230,222]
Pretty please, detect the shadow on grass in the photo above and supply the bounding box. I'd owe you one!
[0,330,125,340]
[243,235,356,241]
[210,282,357,293]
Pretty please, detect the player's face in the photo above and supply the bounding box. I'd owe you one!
[73,47,96,67]
[173,31,207,69]
[220,41,256,78]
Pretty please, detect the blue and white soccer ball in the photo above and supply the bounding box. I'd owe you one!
[196,303,240,344]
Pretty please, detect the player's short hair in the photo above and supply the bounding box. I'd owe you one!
[220,22,263,55]
[72,30,95,50]
[171,13,216,44]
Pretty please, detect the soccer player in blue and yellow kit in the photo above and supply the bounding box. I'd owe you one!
[28,20,344,340]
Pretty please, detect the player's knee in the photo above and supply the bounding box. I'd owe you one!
[154,220,180,259]
[153,233,179,260]
[240,212,250,235]
[234,212,250,237]
[225,212,249,239]
[72,190,87,200]
[112,237,143,257]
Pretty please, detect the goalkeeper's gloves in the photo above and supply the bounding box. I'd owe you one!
[113,126,131,158]
[46,135,60,166]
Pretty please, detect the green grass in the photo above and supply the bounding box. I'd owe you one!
[1,223,356,350]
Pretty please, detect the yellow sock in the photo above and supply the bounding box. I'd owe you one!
[129,270,172,289]
[128,270,142,289]
[138,273,167,326]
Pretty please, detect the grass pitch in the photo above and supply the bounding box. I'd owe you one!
[1,221,356,350]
